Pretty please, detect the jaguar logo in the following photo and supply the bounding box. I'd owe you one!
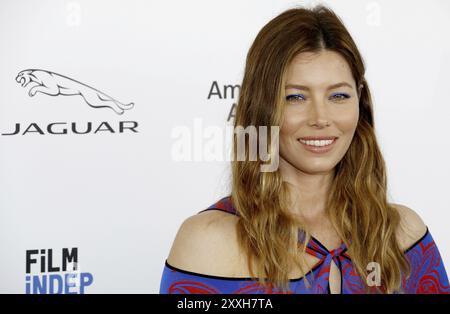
[15,69,134,115]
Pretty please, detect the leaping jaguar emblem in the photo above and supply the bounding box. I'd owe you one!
[16,69,134,115]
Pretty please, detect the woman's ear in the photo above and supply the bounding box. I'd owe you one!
[357,83,364,99]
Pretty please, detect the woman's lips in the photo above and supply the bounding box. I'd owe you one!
[298,138,337,154]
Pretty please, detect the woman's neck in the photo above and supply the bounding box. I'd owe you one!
[279,157,334,219]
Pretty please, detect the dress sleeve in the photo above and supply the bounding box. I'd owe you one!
[403,228,450,294]
[159,262,223,294]
[159,260,282,294]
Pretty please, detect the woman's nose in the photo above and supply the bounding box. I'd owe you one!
[307,101,331,128]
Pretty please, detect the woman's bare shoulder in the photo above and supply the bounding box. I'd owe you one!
[166,209,245,277]
[390,203,428,251]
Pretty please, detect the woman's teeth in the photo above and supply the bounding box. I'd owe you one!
[299,139,335,146]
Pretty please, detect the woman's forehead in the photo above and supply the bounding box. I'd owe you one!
[286,50,355,88]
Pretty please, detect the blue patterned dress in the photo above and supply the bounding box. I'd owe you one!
[160,196,450,294]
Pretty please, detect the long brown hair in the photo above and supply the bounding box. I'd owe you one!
[231,4,410,293]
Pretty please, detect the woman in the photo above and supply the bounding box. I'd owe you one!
[159,5,449,294]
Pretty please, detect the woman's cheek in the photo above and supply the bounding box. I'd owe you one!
[332,104,359,132]
[280,110,305,136]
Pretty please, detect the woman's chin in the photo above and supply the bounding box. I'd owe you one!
[294,160,337,174]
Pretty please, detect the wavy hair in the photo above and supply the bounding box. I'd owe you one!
[230,4,410,293]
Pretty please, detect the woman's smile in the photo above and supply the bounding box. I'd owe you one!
[298,137,338,154]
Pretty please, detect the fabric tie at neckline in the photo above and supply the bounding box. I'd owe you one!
[298,229,350,261]
[298,229,350,292]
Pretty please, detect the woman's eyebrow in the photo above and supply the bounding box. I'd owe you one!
[285,82,353,90]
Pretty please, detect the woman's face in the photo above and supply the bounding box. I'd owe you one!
[280,50,360,175]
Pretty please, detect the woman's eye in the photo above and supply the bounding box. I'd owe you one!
[330,93,350,101]
[286,93,350,103]
[286,94,305,102]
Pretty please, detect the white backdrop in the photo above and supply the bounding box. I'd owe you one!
[0,0,449,293]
